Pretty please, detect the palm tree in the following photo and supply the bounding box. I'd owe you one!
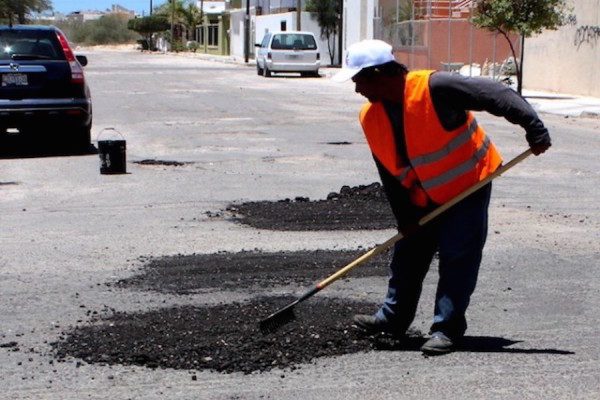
[180,1,203,41]
[155,0,203,43]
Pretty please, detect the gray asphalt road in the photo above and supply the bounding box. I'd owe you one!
[0,48,598,399]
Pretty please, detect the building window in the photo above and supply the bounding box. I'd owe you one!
[197,26,205,45]
[208,21,219,47]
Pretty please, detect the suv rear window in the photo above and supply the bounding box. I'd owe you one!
[271,34,317,50]
[0,29,62,61]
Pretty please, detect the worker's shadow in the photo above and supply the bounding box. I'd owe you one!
[371,335,574,355]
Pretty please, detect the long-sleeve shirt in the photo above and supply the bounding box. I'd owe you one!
[375,71,551,229]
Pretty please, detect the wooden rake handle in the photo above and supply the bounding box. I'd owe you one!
[316,149,533,289]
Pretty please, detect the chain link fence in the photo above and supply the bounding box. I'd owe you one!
[374,0,520,82]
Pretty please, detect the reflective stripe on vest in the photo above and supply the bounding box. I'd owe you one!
[421,135,490,190]
[359,70,503,205]
[410,118,479,168]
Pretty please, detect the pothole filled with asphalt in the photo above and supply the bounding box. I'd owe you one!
[225,183,396,231]
[133,159,192,167]
[51,296,413,374]
[53,248,409,374]
[52,184,406,374]
[115,249,390,295]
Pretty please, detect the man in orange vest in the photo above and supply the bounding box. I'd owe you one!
[333,39,550,355]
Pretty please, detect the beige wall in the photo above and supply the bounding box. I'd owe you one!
[524,0,600,96]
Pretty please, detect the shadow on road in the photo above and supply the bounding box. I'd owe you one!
[372,335,574,355]
[0,137,97,159]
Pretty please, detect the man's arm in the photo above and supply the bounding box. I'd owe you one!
[429,72,551,155]
[374,158,432,234]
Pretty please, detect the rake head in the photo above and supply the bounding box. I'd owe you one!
[259,304,296,334]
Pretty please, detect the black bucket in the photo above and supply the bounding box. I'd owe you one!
[97,128,126,175]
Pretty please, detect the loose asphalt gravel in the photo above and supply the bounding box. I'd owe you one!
[52,184,398,374]
[226,182,396,231]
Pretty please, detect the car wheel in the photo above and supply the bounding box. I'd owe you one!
[263,66,272,77]
[256,63,263,76]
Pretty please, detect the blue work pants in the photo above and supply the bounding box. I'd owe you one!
[375,183,492,339]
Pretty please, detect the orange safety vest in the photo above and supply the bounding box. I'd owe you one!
[359,70,503,206]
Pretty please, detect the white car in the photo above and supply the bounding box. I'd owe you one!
[255,31,320,78]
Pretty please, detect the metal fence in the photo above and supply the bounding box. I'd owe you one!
[373,0,521,81]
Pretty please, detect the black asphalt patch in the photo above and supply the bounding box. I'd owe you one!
[226,183,396,231]
[134,159,192,166]
[115,249,391,295]
[54,184,402,375]
[52,296,411,374]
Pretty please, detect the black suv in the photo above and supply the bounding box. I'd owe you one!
[0,25,92,150]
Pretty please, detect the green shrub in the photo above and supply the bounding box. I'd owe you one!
[127,14,170,51]
[171,40,185,52]
[54,14,139,46]
[186,40,199,52]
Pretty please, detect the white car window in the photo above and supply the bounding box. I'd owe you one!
[271,34,317,50]
[260,34,270,48]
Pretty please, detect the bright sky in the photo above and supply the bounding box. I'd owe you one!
[50,0,170,15]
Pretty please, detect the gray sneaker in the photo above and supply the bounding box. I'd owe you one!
[352,314,405,337]
[420,331,454,355]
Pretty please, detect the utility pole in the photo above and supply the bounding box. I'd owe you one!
[244,0,250,63]
[170,0,175,49]
[150,0,153,15]
[338,0,343,66]
[518,34,525,94]
[296,0,301,30]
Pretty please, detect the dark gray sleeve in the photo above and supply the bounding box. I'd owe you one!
[429,72,551,147]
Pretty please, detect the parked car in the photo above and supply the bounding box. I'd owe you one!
[0,25,92,150]
[255,31,320,78]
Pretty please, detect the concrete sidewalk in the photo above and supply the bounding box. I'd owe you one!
[322,65,600,119]
[522,90,600,118]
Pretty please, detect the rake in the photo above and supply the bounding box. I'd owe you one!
[259,149,533,334]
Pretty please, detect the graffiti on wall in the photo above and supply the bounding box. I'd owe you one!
[565,14,578,26]
[574,25,600,48]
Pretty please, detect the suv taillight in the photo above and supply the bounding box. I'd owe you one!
[267,52,272,60]
[316,53,320,60]
[55,30,84,84]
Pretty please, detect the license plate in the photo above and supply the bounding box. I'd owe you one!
[286,54,299,59]
[2,73,28,87]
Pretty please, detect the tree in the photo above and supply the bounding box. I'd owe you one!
[306,0,341,65]
[472,0,570,94]
[154,0,195,44]
[56,14,138,46]
[127,14,170,50]
[179,1,203,41]
[0,0,51,26]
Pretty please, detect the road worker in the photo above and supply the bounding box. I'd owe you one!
[333,39,551,354]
